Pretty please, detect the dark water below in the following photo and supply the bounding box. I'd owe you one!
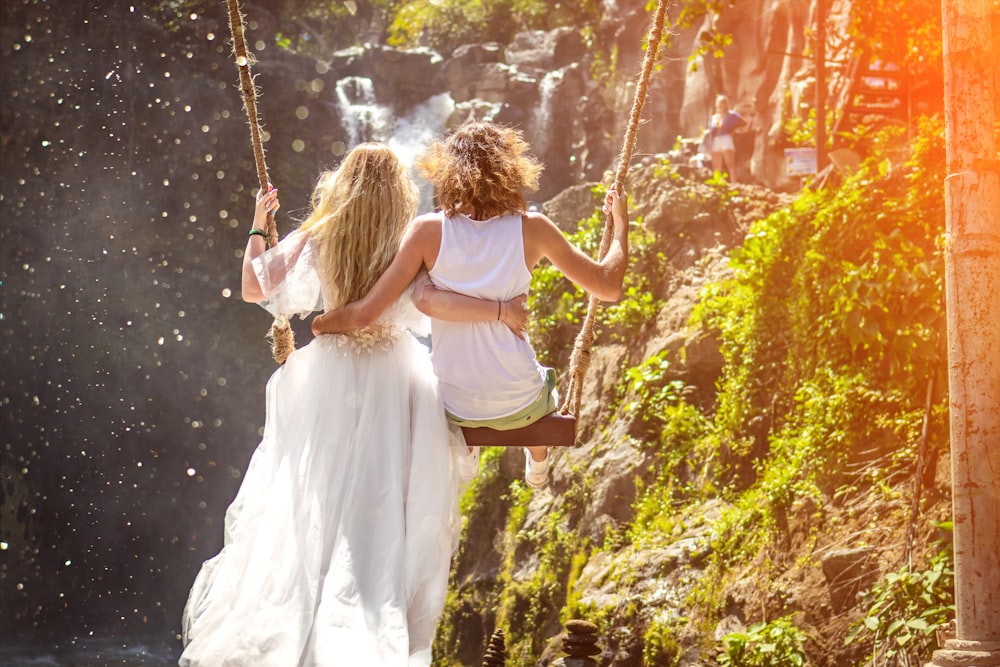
[0,640,178,667]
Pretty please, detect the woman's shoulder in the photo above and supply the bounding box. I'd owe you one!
[409,211,443,237]
[521,210,562,260]
[407,211,443,246]
[413,211,442,225]
[521,210,554,227]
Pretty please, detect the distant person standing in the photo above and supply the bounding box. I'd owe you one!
[708,94,746,179]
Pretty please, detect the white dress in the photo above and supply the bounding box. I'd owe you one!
[180,231,462,667]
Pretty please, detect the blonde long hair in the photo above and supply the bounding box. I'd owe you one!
[417,122,542,219]
[299,143,418,309]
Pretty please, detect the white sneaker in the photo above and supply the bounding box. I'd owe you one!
[524,448,550,489]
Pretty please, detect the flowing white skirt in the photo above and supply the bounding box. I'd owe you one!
[180,332,461,667]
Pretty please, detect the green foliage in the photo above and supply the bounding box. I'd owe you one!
[643,611,684,666]
[674,0,735,65]
[692,118,946,490]
[784,108,817,148]
[616,348,720,525]
[846,0,942,78]
[702,370,912,576]
[677,119,950,638]
[718,615,810,667]
[493,471,594,664]
[588,41,619,88]
[438,114,953,667]
[458,445,507,516]
[432,446,514,663]
[385,0,601,52]
[778,0,941,150]
[619,351,718,544]
[157,0,607,56]
[629,401,717,528]
[622,351,686,416]
[846,535,954,667]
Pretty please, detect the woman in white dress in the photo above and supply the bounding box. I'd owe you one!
[180,144,524,667]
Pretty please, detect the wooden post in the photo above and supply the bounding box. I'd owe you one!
[815,0,826,169]
[927,0,1000,664]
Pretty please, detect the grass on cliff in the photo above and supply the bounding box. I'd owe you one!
[626,118,952,665]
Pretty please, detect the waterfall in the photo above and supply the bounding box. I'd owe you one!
[532,68,564,157]
[334,76,390,146]
[333,75,453,212]
[389,93,454,212]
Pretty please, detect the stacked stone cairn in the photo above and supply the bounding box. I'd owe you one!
[553,619,602,667]
[481,628,506,667]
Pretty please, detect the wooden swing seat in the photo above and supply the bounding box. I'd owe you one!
[461,413,577,447]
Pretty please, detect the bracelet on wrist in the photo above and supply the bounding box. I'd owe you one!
[248,228,267,240]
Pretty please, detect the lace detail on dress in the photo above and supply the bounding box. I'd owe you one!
[331,321,403,352]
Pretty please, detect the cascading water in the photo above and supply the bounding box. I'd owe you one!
[389,92,455,212]
[334,76,390,147]
[532,68,564,158]
[334,73,454,212]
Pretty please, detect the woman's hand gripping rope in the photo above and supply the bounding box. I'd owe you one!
[253,185,280,231]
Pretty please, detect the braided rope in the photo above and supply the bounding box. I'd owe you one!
[226,0,294,364]
[560,0,668,417]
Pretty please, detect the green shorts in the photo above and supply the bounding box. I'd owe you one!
[446,367,558,431]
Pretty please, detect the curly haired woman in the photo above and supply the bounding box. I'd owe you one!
[312,122,630,489]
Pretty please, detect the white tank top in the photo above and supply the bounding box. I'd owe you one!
[428,211,547,419]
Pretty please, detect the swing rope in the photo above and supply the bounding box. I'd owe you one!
[226,0,295,365]
[559,0,668,419]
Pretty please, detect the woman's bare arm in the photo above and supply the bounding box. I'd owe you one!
[523,187,629,302]
[311,214,439,335]
[242,186,285,303]
[411,271,528,336]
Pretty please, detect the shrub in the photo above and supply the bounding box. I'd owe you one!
[846,532,954,667]
[718,614,810,667]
